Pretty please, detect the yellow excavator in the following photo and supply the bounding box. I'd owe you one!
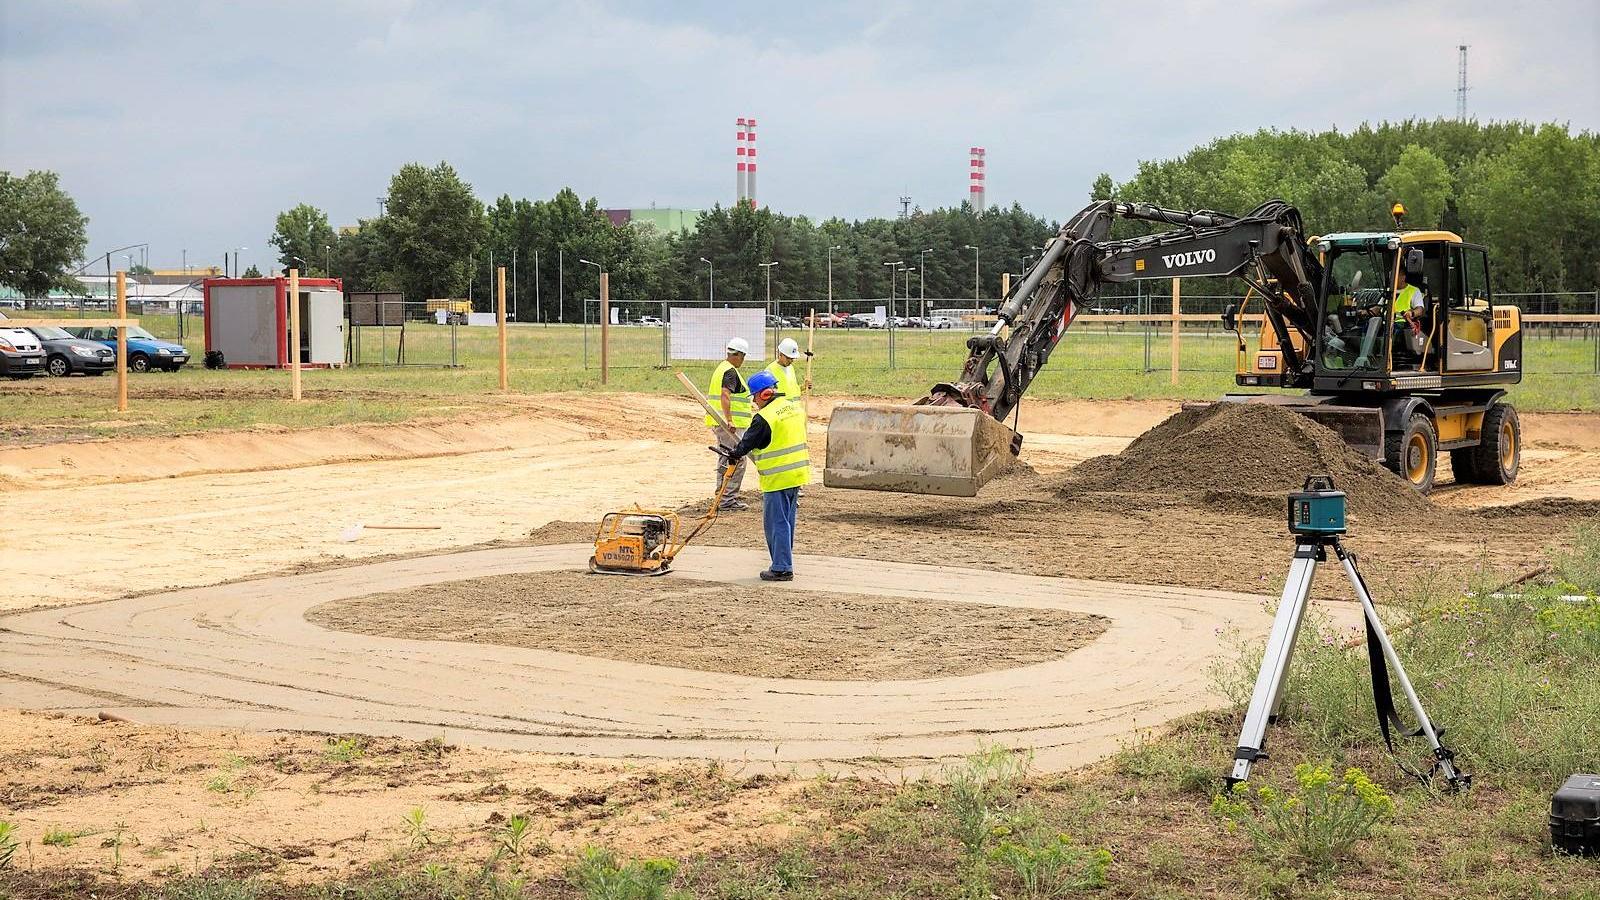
[824,200,1522,495]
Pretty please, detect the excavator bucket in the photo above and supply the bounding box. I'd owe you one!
[823,403,1020,497]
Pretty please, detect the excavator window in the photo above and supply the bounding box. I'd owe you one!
[1317,244,1394,373]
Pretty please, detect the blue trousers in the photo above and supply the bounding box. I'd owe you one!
[761,487,799,573]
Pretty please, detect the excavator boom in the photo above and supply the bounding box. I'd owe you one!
[824,199,1322,496]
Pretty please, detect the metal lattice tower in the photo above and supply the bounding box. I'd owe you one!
[898,196,912,219]
[1456,45,1469,120]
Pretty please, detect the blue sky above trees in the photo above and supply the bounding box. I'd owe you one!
[2,0,1595,274]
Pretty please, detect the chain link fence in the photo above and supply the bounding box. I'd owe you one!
[576,288,1600,377]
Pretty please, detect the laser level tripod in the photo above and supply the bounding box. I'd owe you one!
[1226,476,1471,792]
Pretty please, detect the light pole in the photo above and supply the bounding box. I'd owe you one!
[919,247,932,320]
[231,247,247,278]
[964,244,979,310]
[699,257,714,306]
[324,244,332,278]
[579,258,602,325]
[826,245,841,317]
[512,248,518,322]
[758,261,778,320]
[882,261,902,323]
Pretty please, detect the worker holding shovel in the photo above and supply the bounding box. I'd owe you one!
[718,370,809,582]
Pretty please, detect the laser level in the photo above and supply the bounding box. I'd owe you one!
[1227,475,1471,792]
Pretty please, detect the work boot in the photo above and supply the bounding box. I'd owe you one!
[719,500,749,511]
[759,569,794,582]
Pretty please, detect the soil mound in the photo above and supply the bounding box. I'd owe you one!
[1061,403,1436,523]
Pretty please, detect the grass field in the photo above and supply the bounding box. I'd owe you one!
[2,314,1595,444]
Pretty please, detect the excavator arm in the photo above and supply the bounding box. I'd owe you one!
[824,199,1324,495]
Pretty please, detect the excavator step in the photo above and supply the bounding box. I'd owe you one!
[823,403,1019,497]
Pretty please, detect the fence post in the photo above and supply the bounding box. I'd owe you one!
[289,268,303,401]
[661,300,669,366]
[599,273,610,385]
[115,270,128,413]
[888,299,896,370]
[497,266,508,391]
[1169,278,1181,385]
[1141,281,1152,373]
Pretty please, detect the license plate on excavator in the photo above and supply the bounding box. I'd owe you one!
[823,403,1020,497]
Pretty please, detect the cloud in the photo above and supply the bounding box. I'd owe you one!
[1,0,1594,272]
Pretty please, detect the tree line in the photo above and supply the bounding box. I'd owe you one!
[4,119,1596,315]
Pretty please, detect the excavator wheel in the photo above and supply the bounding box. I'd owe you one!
[1385,412,1437,493]
[1458,403,1520,485]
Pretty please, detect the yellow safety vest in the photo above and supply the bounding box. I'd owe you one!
[705,361,752,428]
[750,396,810,492]
[1393,284,1422,323]
[763,359,801,397]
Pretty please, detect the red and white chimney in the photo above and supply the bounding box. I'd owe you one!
[745,117,758,209]
[969,147,986,213]
[736,117,748,206]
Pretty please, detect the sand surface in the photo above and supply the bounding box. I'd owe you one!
[306,571,1107,681]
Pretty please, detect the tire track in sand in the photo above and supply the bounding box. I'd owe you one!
[0,544,1292,772]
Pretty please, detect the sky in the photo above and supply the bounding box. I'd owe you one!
[3,0,1597,275]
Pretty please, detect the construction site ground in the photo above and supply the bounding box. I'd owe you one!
[1,393,1596,889]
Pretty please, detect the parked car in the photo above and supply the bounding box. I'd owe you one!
[0,326,46,378]
[26,325,116,376]
[814,313,847,328]
[926,315,957,329]
[67,325,190,372]
[638,315,663,327]
[837,316,869,328]
[888,316,909,328]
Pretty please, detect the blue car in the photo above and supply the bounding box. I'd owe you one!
[68,325,190,372]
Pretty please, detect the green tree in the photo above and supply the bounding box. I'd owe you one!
[1378,145,1453,229]
[1090,172,1115,201]
[0,170,88,307]
[242,264,263,278]
[381,162,485,304]
[269,203,338,276]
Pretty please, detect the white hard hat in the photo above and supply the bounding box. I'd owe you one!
[777,338,800,358]
[726,337,750,354]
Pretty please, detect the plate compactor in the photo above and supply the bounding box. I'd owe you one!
[589,464,736,576]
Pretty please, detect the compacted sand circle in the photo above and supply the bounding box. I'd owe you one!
[306,571,1108,681]
[0,544,1279,772]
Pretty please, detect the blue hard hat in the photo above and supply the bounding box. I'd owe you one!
[746,370,779,394]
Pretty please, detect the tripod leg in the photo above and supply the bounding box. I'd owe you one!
[1228,543,1320,785]
[1336,546,1470,789]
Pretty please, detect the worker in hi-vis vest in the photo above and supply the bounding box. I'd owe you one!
[706,337,752,510]
[762,337,810,398]
[720,369,810,581]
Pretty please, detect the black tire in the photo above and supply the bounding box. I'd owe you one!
[46,355,71,377]
[1462,404,1520,485]
[128,352,150,373]
[1384,412,1437,493]
[1449,448,1481,484]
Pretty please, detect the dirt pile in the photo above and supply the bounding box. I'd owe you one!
[1061,403,1436,523]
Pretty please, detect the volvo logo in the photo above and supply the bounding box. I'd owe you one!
[1161,248,1217,269]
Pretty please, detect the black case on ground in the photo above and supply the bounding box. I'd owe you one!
[1550,773,1600,855]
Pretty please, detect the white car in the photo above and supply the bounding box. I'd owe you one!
[638,315,663,327]
[0,325,46,378]
[926,316,957,329]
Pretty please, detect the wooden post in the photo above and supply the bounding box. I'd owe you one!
[599,271,610,385]
[803,307,816,419]
[288,268,303,400]
[115,271,128,413]
[497,266,508,391]
[1170,277,1181,386]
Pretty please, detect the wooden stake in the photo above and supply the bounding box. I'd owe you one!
[115,271,127,413]
[1170,277,1181,386]
[288,268,303,400]
[676,371,735,444]
[803,307,816,418]
[599,271,610,385]
[497,266,508,391]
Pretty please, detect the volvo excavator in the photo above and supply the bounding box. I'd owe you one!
[823,199,1523,495]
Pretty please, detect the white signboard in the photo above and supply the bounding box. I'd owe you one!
[873,305,887,326]
[466,312,497,327]
[669,307,767,361]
